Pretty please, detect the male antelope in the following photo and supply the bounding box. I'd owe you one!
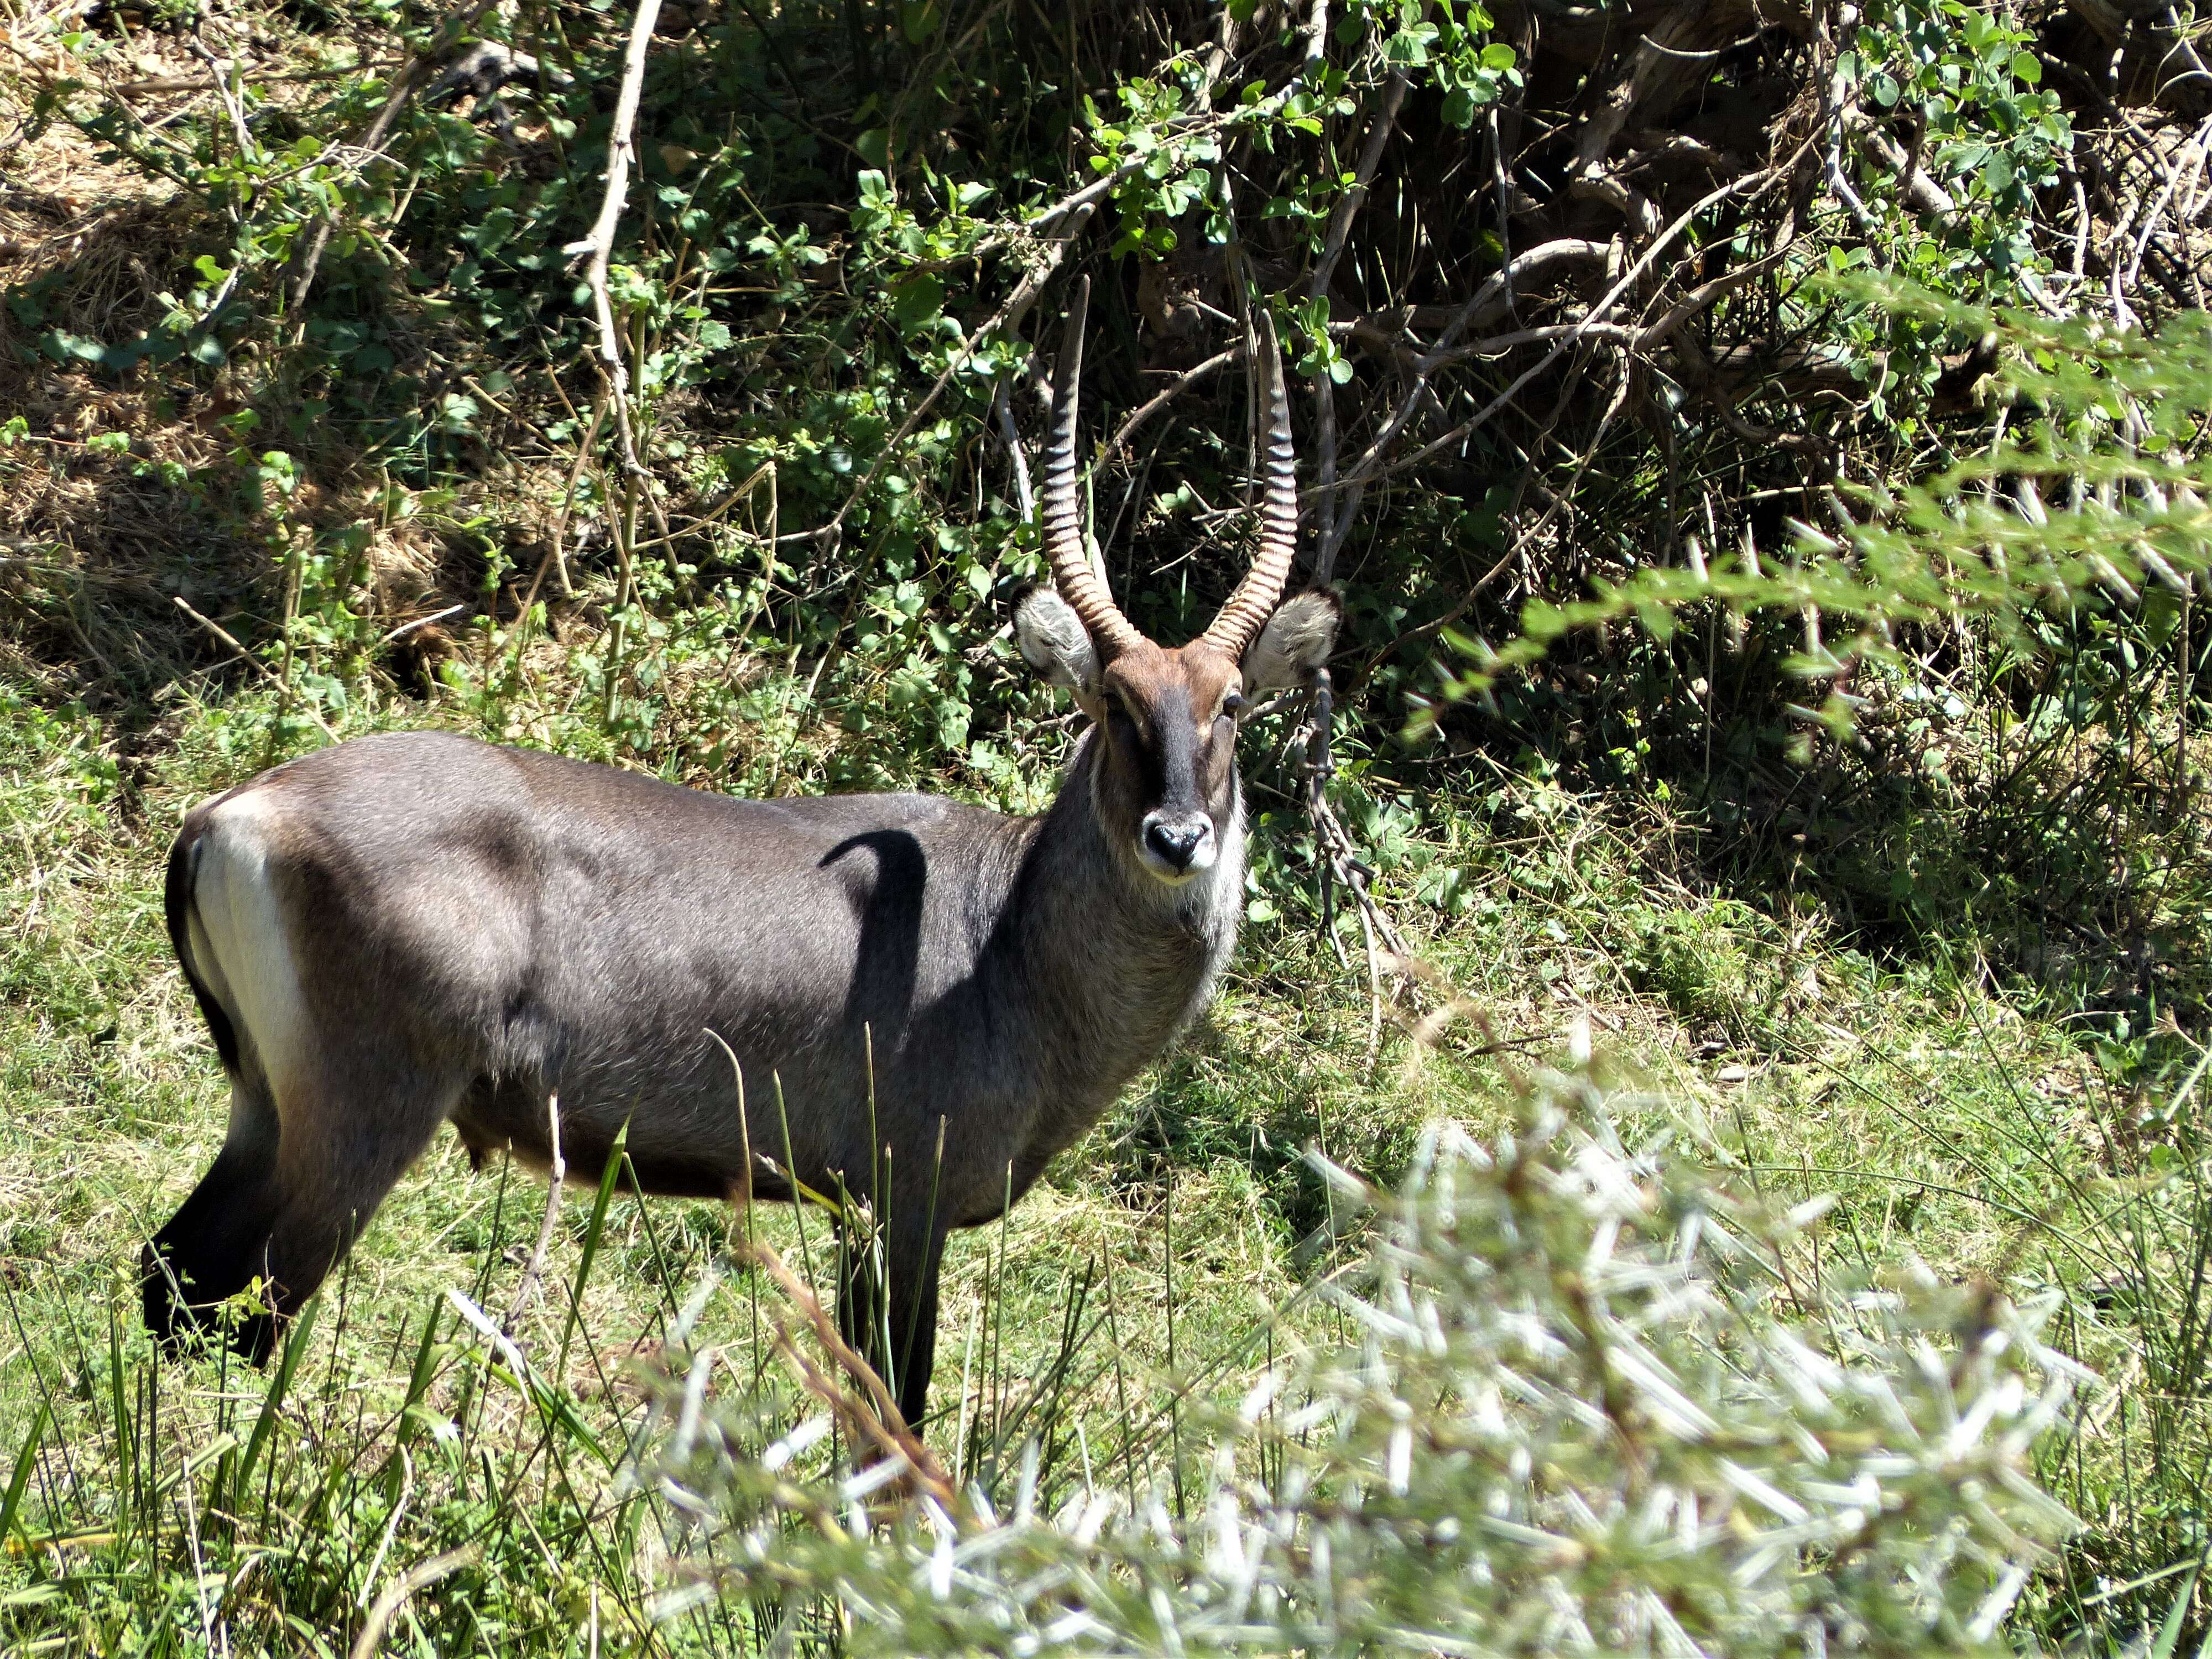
[143,281,1337,1427]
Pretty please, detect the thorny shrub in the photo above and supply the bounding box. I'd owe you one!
[641,1076,2080,1656]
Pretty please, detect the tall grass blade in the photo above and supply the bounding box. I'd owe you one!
[559,1120,630,1378]
[106,1295,131,1543]
[2153,1563,2201,1659]
[0,1403,50,1552]
[233,1296,319,1517]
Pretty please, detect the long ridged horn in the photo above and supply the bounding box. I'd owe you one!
[1201,312,1300,658]
[1041,276,1145,659]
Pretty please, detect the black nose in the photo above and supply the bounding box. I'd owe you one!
[1145,817,1207,870]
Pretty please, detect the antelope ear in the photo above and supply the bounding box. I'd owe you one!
[1015,587,1101,695]
[1241,591,1339,693]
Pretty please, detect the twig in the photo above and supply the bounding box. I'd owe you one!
[290,0,500,312]
[530,393,608,609]
[186,39,255,166]
[1856,122,1955,217]
[1306,667,1342,963]
[1313,144,1808,569]
[348,1545,479,1659]
[375,604,466,649]
[564,0,665,406]
[109,66,361,97]
[1300,666,1413,1066]
[1312,70,1406,306]
[1823,72,1879,234]
[1489,107,1519,321]
[978,118,1219,251]
[171,596,339,742]
[1100,346,1246,466]
[995,380,1035,520]
[501,1094,565,1344]
[741,1241,957,1506]
[556,0,674,708]
[806,203,1095,551]
[1308,69,1408,587]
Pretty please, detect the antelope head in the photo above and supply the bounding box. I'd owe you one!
[1015,280,1339,889]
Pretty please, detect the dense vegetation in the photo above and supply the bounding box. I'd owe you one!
[4,0,2212,1650]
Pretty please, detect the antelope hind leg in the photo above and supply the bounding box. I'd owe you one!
[145,1056,463,1364]
[246,1056,466,1358]
[143,1070,284,1355]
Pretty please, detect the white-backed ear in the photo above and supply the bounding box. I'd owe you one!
[1015,588,1100,695]
[1241,591,1339,693]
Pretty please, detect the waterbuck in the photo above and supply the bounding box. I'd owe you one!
[143,280,1338,1427]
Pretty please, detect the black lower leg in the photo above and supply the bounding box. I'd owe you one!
[143,1145,280,1356]
[834,1218,893,1397]
[890,1235,944,1431]
[833,1221,945,1431]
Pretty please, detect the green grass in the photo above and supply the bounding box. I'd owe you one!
[2,0,2206,1639]
[1,660,2193,1653]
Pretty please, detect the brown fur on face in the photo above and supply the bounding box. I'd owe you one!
[1088,640,1245,884]
[1015,586,1340,888]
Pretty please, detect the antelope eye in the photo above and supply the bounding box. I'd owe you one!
[1220,692,1247,719]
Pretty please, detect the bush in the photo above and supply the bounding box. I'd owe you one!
[646,1071,2079,1656]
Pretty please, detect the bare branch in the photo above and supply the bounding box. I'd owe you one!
[289,0,501,313]
[564,0,667,405]
[1314,153,1804,571]
[500,1095,565,1345]
[1856,122,1957,217]
[1103,346,1247,466]
[1310,70,1410,587]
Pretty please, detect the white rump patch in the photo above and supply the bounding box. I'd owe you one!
[190,790,314,1104]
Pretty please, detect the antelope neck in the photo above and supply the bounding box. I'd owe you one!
[1000,727,1244,1158]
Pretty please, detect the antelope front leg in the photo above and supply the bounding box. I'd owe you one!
[835,1213,948,1434]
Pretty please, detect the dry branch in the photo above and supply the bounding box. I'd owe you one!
[740,1241,958,1509]
[349,1546,479,1659]
[288,0,501,313]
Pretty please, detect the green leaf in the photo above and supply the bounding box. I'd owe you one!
[2010,49,2041,84]
[0,1404,47,1551]
[890,273,946,334]
[39,330,107,363]
[899,0,940,42]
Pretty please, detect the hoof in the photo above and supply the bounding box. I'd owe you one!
[140,1241,279,1365]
